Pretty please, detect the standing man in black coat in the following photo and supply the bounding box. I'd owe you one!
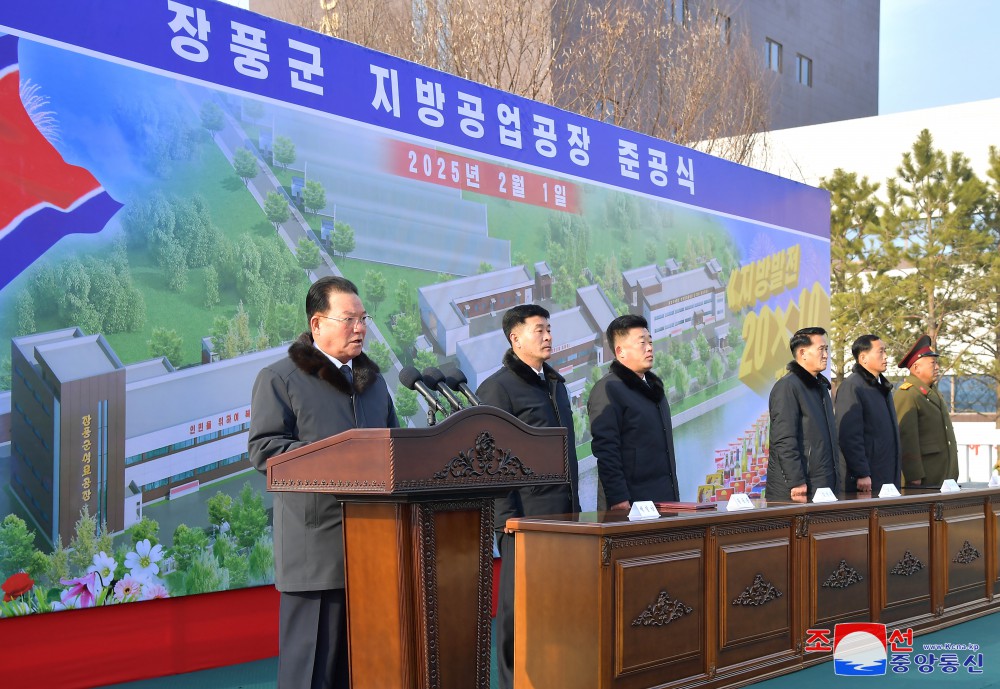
[835,334,901,494]
[249,276,398,689]
[766,326,843,502]
[476,303,579,689]
[588,314,678,510]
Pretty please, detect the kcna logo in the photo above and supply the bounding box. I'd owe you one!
[833,623,889,676]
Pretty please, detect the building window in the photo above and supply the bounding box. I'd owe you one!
[796,54,813,86]
[715,11,730,45]
[765,38,782,73]
[671,0,687,24]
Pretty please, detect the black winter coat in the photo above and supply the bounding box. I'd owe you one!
[476,349,579,530]
[248,333,398,591]
[835,363,901,493]
[588,360,679,507]
[766,361,843,502]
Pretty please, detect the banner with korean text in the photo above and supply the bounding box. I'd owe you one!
[0,0,829,647]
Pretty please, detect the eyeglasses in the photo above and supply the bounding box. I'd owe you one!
[317,314,372,328]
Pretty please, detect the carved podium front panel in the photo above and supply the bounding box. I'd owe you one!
[266,406,568,689]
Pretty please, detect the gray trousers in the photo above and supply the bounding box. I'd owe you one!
[278,589,350,689]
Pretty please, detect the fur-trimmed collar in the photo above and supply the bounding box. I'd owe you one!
[852,362,894,395]
[287,332,381,395]
[787,360,832,390]
[502,348,565,388]
[610,360,665,403]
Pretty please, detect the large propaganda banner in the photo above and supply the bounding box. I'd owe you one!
[0,0,829,622]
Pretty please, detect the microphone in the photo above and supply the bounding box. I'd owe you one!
[422,366,465,412]
[441,363,481,406]
[398,366,448,416]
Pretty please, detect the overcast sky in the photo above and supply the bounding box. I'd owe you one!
[879,0,1000,114]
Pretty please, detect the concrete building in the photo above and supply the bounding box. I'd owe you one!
[8,328,285,543]
[250,0,879,135]
[418,266,535,356]
[623,259,728,344]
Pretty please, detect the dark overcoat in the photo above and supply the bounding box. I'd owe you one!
[588,360,679,507]
[248,333,398,592]
[476,349,579,530]
[766,361,843,502]
[834,363,902,493]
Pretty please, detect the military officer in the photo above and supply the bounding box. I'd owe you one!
[893,335,958,487]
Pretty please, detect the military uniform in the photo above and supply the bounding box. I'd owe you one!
[893,336,958,487]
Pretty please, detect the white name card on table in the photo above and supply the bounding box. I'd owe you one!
[879,484,901,498]
[812,487,838,503]
[628,501,660,521]
[726,493,755,511]
[989,471,1000,488]
[940,479,961,493]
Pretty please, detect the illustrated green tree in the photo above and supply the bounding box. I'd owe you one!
[395,278,415,316]
[248,536,274,584]
[229,482,269,550]
[302,180,327,214]
[128,516,161,547]
[882,129,990,356]
[204,264,221,308]
[366,340,393,371]
[296,237,321,269]
[393,312,421,361]
[200,100,225,138]
[264,191,290,231]
[394,385,419,421]
[478,261,494,274]
[206,492,234,531]
[0,515,37,577]
[233,148,259,185]
[709,353,726,385]
[184,549,227,594]
[265,301,303,345]
[159,238,189,292]
[413,350,438,371]
[363,269,387,316]
[147,327,184,366]
[67,506,114,575]
[672,366,690,399]
[644,241,657,264]
[15,290,35,335]
[331,221,356,258]
[694,332,710,362]
[273,135,296,169]
[242,98,265,123]
[170,524,209,572]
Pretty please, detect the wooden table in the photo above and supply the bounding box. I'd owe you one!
[508,487,1000,689]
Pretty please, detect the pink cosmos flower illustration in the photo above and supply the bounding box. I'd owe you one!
[142,582,170,600]
[113,576,143,603]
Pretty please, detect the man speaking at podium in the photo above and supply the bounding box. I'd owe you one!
[249,276,398,689]
[477,304,580,689]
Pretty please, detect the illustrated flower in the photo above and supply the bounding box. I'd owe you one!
[60,571,101,608]
[113,575,143,603]
[142,582,170,600]
[87,551,118,587]
[125,539,163,580]
[2,572,34,602]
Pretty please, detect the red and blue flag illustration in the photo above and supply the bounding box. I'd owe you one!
[0,34,122,289]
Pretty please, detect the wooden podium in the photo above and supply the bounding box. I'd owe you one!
[265,405,568,689]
